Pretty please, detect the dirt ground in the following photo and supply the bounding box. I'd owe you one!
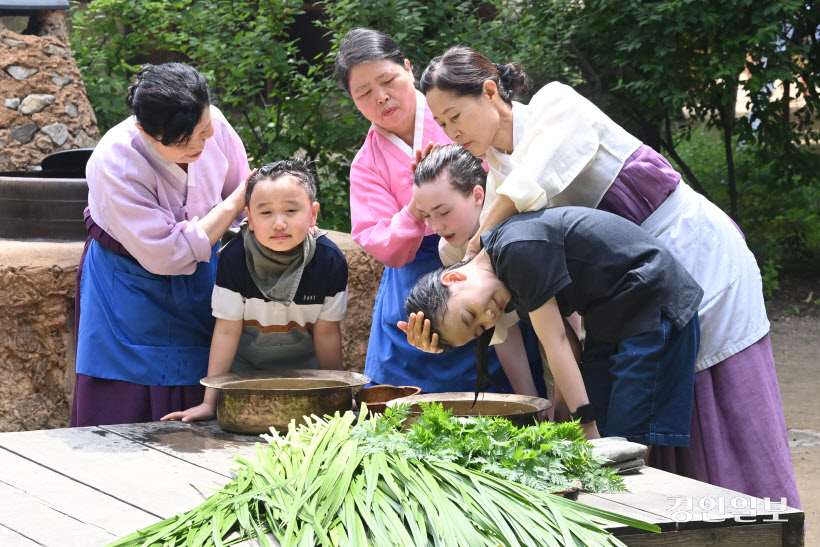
[767,273,819,544]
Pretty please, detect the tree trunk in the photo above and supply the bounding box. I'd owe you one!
[782,80,791,124]
[722,80,739,219]
[660,116,712,201]
[721,115,737,219]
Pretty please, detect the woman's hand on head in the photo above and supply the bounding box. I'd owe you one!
[407,198,427,224]
[160,401,216,423]
[227,168,257,215]
[411,141,441,173]
[397,312,443,353]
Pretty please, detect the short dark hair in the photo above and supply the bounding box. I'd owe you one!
[246,159,318,207]
[126,63,211,147]
[414,143,486,197]
[420,46,528,104]
[334,28,407,94]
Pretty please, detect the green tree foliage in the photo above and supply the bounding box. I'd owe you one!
[320,0,575,93]
[536,0,819,216]
[500,0,820,273]
[70,0,818,274]
[71,0,359,230]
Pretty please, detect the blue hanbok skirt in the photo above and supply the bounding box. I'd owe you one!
[363,234,511,393]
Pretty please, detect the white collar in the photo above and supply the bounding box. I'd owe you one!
[372,90,426,158]
[136,126,190,186]
[511,100,527,149]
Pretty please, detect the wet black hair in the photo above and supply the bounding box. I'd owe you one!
[405,261,498,400]
[404,261,463,352]
[420,46,528,104]
[334,28,407,94]
[413,143,486,197]
[126,63,211,147]
[245,159,318,207]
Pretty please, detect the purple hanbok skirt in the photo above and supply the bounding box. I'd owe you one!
[648,335,801,509]
[600,145,800,509]
[70,374,205,427]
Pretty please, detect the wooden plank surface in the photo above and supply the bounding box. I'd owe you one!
[575,491,677,533]
[0,523,40,547]
[0,422,805,547]
[0,447,157,540]
[0,426,233,520]
[601,467,803,528]
[0,480,118,546]
[100,420,261,477]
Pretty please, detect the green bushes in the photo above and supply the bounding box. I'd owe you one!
[71,0,365,231]
[70,0,819,285]
[70,0,580,232]
[672,124,820,297]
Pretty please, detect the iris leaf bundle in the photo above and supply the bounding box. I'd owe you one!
[109,407,658,547]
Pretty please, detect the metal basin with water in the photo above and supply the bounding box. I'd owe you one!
[386,392,551,428]
[201,370,370,434]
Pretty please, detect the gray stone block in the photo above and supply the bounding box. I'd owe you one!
[44,44,69,59]
[6,66,38,81]
[73,129,98,148]
[64,103,78,118]
[11,122,38,144]
[51,72,70,87]
[5,98,21,110]
[41,123,70,146]
[2,38,25,48]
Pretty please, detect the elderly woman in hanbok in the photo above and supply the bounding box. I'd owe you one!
[72,63,251,426]
[335,29,547,395]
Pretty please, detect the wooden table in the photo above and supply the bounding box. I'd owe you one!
[0,420,804,546]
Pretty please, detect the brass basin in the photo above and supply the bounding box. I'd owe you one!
[386,392,551,428]
[201,370,370,434]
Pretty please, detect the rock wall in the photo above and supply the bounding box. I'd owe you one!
[0,232,383,432]
[0,11,99,172]
[334,233,385,372]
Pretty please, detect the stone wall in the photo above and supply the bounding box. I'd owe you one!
[0,11,99,172]
[0,232,383,432]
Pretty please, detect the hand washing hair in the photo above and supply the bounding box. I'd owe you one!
[413,143,487,195]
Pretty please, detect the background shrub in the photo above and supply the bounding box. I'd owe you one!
[70,0,818,296]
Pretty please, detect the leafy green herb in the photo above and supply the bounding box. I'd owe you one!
[352,402,625,493]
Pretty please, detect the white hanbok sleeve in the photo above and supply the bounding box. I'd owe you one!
[496,82,601,212]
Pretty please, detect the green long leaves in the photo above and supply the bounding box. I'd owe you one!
[109,409,658,546]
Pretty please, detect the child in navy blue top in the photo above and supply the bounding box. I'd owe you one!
[162,160,348,423]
